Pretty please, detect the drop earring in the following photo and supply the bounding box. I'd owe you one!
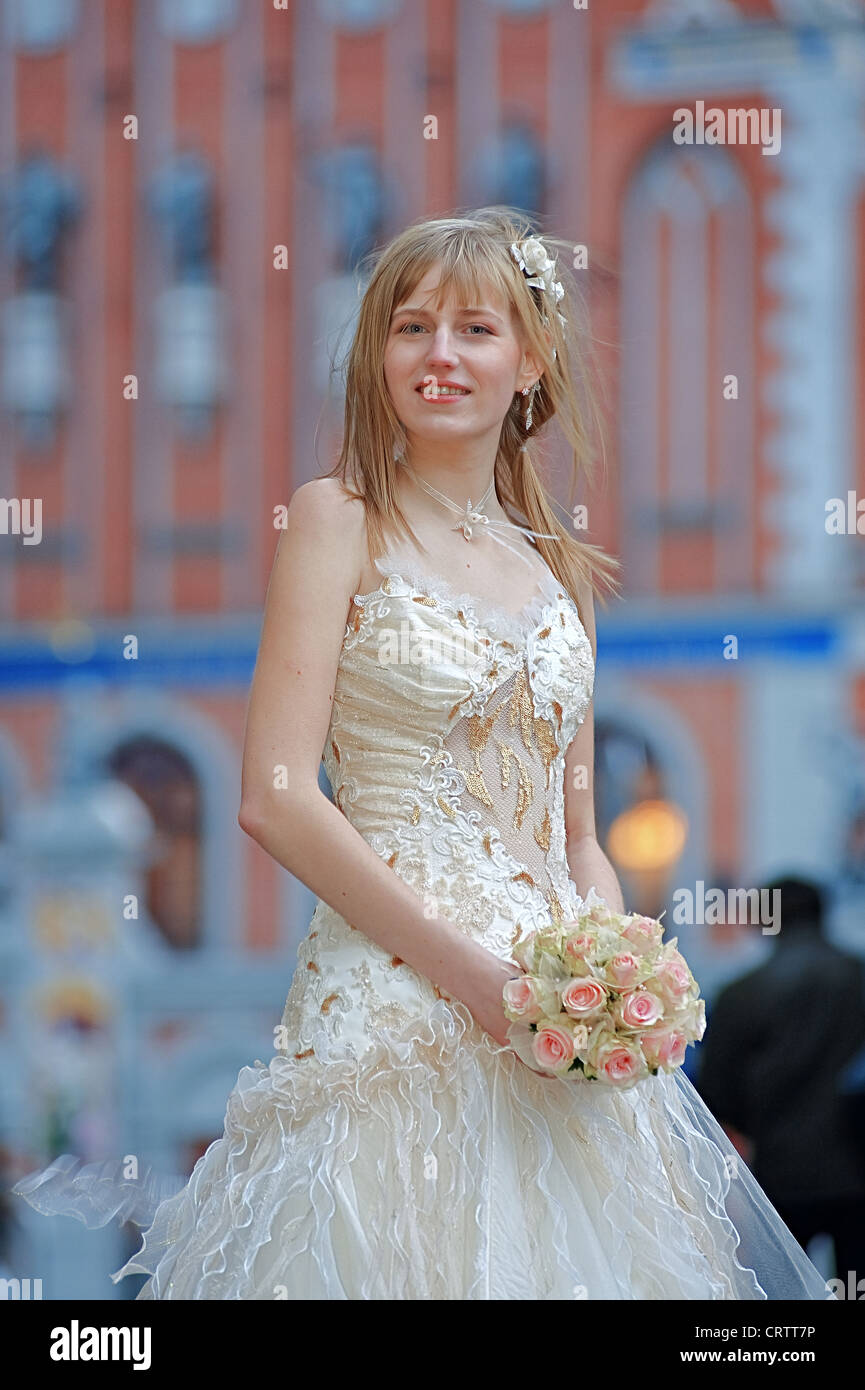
[521,382,539,431]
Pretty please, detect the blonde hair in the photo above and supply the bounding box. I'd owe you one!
[322,206,621,617]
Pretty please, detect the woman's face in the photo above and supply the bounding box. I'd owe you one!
[383,263,532,449]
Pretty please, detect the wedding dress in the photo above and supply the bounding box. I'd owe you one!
[13,546,834,1300]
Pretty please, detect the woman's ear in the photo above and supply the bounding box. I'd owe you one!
[519,327,553,388]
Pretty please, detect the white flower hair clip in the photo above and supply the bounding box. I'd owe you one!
[510,237,567,332]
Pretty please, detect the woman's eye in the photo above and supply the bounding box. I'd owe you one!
[397,322,492,334]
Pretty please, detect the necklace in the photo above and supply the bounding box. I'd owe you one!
[403,462,496,540]
[397,458,562,565]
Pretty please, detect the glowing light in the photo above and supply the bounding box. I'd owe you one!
[607,799,688,872]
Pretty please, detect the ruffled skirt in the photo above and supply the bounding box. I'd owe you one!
[14,998,833,1300]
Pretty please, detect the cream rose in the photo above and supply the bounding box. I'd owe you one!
[582,902,617,930]
[520,238,553,276]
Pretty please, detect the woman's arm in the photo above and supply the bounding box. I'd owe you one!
[563,578,625,913]
[238,478,520,1045]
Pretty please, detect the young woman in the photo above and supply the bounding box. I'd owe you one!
[15,209,831,1300]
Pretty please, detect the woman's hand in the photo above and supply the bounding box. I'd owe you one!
[456,949,526,1048]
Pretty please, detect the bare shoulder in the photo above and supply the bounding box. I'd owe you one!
[287,476,366,539]
[282,477,367,593]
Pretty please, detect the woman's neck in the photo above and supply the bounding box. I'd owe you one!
[397,450,509,525]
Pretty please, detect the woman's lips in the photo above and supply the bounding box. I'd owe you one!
[415,384,472,402]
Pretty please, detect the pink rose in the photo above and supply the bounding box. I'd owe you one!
[532,1025,577,1073]
[641,1027,687,1071]
[591,1036,646,1087]
[561,976,608,1019]
[620,989,664,1029]
[622,915,664,955]
[605,952,640,989]
[652,957,692,1005]
[502,975,544,1023]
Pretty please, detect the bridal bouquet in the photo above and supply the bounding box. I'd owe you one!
[502,899,705,1091]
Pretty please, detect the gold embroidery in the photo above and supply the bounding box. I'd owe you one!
[390,955,404,967]
[499,742,513,789]
[462,764,494,807]
[552,699,563,727]
[510,921,525,949]
[512,870,536,888]
[294,1048,314,1060]
[351,609,362,632]
[468,708,501,753]
[547,889,564,923]
[534,718,558,789]
[537,626,551,640]
[320,993,339,1014]
[534,807,551,851]
[437,795,455,819]
[513,750,534,830]
[508,667,535,754]
[412,594,437,607]
[306,960,320,974]
[410,804,420,825]
[386,850,398,869]
[482,831,495,857]
[331,739,341,763]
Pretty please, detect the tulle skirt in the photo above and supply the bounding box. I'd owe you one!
[13,998,834,1300]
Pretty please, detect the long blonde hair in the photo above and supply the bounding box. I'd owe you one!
[322,206,621,616]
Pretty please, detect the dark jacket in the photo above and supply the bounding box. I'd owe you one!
[696,928,865,1203]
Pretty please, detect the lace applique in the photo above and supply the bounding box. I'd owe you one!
[358,547,570,648]
[348,959,417,1033]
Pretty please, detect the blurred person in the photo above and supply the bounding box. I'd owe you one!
[14,210,832,1300]
[697,875,865,1284]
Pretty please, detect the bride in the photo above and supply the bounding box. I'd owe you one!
[14,208,833,1300]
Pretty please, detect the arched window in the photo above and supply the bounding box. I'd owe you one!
[621,141,754,594]
[594,717,688,919]
[107,737,202,950]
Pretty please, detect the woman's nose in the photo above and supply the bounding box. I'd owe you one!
[425,327,459,363]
